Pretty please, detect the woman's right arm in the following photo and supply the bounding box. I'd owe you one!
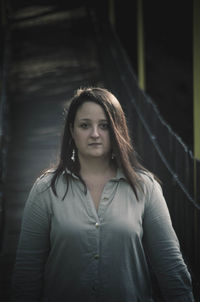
[11,178,51,302]
[142,177,194,301]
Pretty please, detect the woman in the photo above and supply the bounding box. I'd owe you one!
[12,87,194,301]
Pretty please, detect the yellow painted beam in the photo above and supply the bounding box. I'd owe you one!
[193,0,200,160]
[137,0,145,90]
[1,0,7,27]
[109,0,115,28]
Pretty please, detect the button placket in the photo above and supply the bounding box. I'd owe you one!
[94,221,100,260]
[98,186,110,217]
[91,218,101,295]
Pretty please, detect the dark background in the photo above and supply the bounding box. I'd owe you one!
[4,0,194,151]
[115,0,193,151]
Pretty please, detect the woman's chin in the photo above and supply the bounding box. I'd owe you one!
[87,152,109,160]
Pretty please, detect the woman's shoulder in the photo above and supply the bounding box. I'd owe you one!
[137,169,154,184]
[24,169,57,210]
[136,169,161,194]
[32,169,55,193]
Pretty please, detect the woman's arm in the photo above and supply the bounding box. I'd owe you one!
[11,178,51,302]
[143,178,195,301]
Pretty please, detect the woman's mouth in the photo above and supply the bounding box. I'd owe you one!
[88,143,102,146]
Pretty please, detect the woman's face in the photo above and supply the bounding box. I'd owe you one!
[71,101,112,161]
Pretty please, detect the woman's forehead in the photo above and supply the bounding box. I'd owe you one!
[75,102,107,120]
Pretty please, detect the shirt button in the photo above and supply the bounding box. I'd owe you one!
[94,254,99,259]
[95,222,100,228]
[92,284,97,291]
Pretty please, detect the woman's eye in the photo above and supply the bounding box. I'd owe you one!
[100,123,109,130]
[80,123,89,129]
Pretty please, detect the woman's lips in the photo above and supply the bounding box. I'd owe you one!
[88,143,102,146]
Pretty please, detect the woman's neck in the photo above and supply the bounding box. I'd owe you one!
[79,156,116,178]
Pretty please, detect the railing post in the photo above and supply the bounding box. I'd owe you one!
[137,0,145,91]
[193,0,200,203]
[193,0,200,288]
[193,0,200,162]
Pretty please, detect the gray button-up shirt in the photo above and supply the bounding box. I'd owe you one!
[12,170,194,302]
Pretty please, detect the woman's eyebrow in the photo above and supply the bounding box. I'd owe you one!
[79,118,108,122]
[79,118,91,121]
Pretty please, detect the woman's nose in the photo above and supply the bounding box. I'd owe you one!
[91,126,99,138]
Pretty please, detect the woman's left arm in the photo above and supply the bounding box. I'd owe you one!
[143,178,195,302]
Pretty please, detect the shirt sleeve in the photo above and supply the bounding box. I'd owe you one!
[143,178,195,302]
[11,178,51,302]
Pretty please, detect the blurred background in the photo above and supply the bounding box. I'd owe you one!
[100,0,193,151]
[117,1,193,150]
[0,0,199,301]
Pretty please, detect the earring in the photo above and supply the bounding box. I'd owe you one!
[71,149,75,162]
[111,153,115,160]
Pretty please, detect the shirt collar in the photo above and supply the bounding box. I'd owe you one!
[64,168,126,181]
[113,169,127,181]
[64,169,79,180]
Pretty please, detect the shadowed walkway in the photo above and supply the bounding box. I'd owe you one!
[0,3,104,300]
